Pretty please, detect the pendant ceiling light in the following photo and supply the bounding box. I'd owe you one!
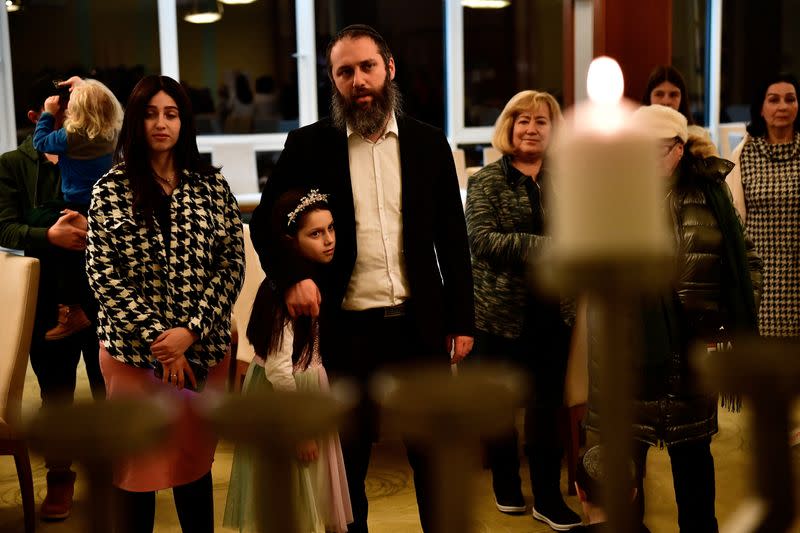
[219,0,256,4]
[184,0,223,24]
[5,0,22,12]
[461,0,511,8]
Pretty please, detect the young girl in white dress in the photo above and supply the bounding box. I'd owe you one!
[224,188,352,533]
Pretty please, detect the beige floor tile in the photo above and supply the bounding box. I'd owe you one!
[1,360,799,532]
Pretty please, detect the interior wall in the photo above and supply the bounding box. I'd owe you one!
[594,0,672,102]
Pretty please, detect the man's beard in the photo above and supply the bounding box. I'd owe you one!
[331,76,402,137]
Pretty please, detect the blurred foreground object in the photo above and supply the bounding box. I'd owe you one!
[207,384,353,533]
[695,337,800,532]
[26,398,175,533]
[540,56,673,533]
[373,363,523,533]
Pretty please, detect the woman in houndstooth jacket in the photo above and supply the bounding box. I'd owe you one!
[726,73,800,339]
[87,75,244,533]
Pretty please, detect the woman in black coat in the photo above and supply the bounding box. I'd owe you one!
[587,105,762,533]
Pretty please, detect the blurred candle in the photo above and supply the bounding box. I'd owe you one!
[549,57,670,266]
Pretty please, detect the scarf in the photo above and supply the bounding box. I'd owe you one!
[690,159,758,336]
[689,156,759,412]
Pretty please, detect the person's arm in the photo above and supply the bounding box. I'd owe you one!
[0,154,48,250]
[249,130,320,317]
[431,131,475,350]
[250,130,316,288]
[465,167,549,267]
[185,174,245,339]
[263,321,297,391]
[0,150,85,251]
[725,136,748,223]
[86,178,170,345]
[723,179,763,311]
[57,76,85,92]
[32,111,68,155]
[150,178,242,373]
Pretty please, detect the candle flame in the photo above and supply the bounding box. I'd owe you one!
[587,57,624,105]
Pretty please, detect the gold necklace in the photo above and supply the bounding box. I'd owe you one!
[156,173,178,187]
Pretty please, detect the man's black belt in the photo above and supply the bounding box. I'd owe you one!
[343,301,408,319]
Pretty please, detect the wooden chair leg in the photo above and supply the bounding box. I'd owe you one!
[12,441,35,533]
[565,404,587,496]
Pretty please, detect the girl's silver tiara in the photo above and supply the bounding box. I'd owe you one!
[287,189,329,227]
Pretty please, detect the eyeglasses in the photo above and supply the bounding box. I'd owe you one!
[658,139,680,157]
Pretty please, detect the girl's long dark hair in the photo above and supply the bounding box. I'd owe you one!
[246,189,331,369]
[114,75,217,223]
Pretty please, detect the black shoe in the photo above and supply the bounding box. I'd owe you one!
[532,498,582,531]
[494,491,526,514]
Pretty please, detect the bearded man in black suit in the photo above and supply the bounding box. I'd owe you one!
[249,24,475,533]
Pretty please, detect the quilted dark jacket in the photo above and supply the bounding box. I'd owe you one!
[465,156,550,339]
[587,152,763,446]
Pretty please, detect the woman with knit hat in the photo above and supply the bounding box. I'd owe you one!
[586,105,762,532]
[643,65,717,151]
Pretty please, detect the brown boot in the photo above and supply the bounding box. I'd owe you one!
[45,304,91,341]
[41,470,76,521]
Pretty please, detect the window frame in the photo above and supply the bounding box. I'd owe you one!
[706,0,722,146]
[0,7,16,153]
[158,0,316,154]
[0,1,727,158]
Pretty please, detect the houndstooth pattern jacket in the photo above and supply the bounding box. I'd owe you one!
[86,166,245,370]
[740,134,800,337]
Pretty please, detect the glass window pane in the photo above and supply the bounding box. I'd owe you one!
[721,1,800,124]
[177,0,298,134]
[9,0,160,144]
[463,0,563,128]
[672,0,707,126]
[314,1,445,129]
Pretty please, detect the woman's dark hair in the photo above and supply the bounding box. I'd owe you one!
[642,65,694,125]
[746,72,800,137]
[114,75,217,223]
[246,189,332,369]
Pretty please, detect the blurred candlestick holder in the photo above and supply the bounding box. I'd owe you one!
[537,56,674,533]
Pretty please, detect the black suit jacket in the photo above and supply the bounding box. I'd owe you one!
[250,115,474,370]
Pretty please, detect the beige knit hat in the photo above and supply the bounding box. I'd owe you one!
[631,104,689,143]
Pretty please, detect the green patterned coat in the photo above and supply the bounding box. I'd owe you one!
[465,157,550,339]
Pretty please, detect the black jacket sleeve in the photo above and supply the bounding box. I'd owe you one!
[249,130,316,291]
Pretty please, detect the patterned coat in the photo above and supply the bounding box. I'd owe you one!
[86,166,245,370]
[729,134,800,337]
[465,156,550,339]
[587,152,763,446]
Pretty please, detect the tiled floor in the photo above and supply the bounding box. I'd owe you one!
[1,361,799,532]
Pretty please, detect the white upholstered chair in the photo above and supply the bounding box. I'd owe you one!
[0,252,39,532]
